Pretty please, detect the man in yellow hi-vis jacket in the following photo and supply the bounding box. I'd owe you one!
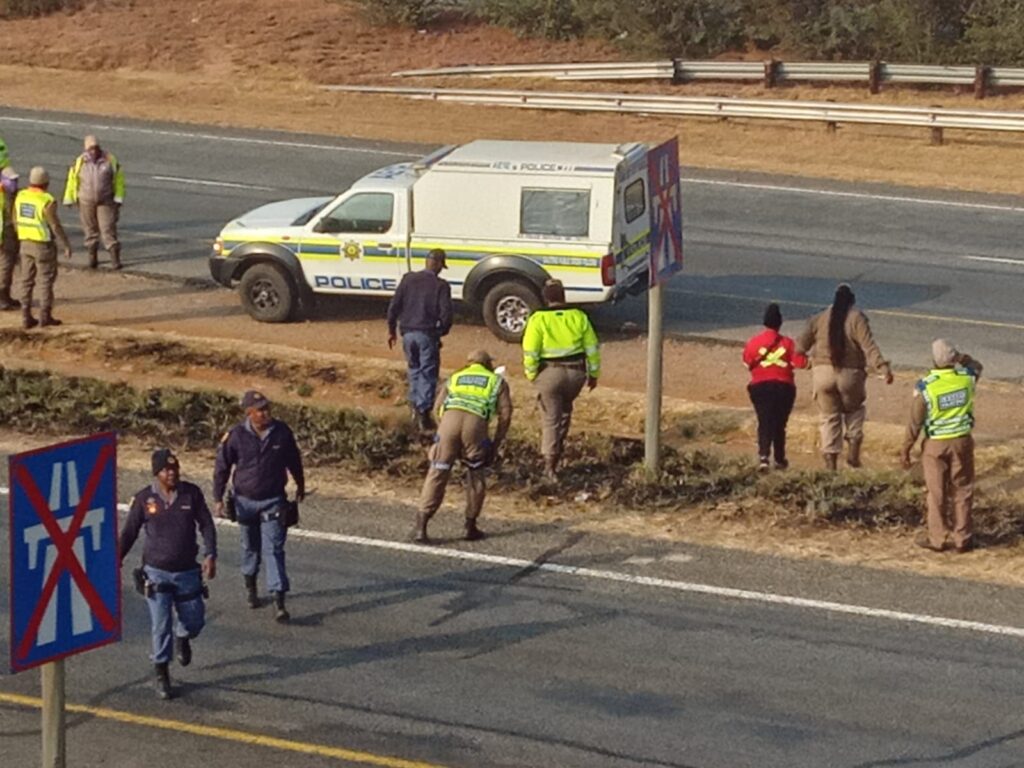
[64,135,125,270]
[16,167,73,329]
[522,279,600,481]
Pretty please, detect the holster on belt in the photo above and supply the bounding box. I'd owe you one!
[132,567,148,597]
[224,489,237,522]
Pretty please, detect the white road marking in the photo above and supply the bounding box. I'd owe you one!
[0,487,1017,639]
[151,175,274,191]
[963,254,1024,266]
[623,556,657,566]
[662,553,695,564]
[684,177,1024,214]
[0,115,416,158]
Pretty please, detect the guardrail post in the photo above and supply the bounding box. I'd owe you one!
[763,59,779,89]
[868,61,882,94]
[974,65,990,99]
[930,126,944,146]
[671,58,684,86]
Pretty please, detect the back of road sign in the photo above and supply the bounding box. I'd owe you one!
[9,433,121,673]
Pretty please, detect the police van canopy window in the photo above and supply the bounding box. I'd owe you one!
[317,193,394,234]
[521,188,590,238]
[624,178,645,223]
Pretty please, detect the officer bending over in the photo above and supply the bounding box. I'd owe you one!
[413,349,513,543]
[119,449,217,700]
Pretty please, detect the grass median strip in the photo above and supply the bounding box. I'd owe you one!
[0,692,449,768]
[1,364,1023,547]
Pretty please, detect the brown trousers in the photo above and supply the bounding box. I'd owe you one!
[20,241,58,314]
[921,435,974,549]
[811,365,867,455]
[0,222,17,298]
[534,363,587,459]
[79,200,120,252]
[419,409,489,521]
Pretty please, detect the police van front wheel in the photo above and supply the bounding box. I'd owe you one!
[239,264,297,323]
[482,280,540,343]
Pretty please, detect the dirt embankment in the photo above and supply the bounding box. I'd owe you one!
[3,0,1024,193]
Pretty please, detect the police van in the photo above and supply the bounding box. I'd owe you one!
[209,140,653,341]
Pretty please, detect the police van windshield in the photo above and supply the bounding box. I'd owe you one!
[291,202,329,227]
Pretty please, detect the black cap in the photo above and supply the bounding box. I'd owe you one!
[151,448,179,476]
[241,390,270,410]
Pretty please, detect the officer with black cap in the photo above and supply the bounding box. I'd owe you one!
[119,449,217,700]
[213,390,305,622]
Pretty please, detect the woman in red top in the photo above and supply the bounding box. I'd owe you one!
[742,303,807,470]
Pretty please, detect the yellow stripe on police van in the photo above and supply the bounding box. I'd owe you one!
[0,692,449,768]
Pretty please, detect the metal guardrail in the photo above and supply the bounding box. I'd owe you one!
[323,84,1024,143]
[392,59,1024,97]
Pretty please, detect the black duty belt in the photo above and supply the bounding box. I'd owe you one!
[542,355,587,369]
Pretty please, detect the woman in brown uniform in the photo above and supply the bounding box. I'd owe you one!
[797,284,893,470]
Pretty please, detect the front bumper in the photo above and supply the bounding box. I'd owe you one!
[208,256,242,287]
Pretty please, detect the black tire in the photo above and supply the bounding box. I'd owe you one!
[238,263,297,323]
[482,279,541,343]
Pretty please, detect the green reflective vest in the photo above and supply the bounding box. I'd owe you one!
[919,367,976,440]
[15,187,54,243]
[521,307,600,382]
[442,363,502,420]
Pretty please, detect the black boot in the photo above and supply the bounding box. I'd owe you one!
[175,636,192,667]
[110,244,122,270]
[410,513,430,544]
[22,310,37,330]
[88,245,98,269]
[0,291,19,310]
[244,574,259,609]
[464,518,485,541]
[39,310,62,328]
[154,662,172,700]
[273,591,290,623]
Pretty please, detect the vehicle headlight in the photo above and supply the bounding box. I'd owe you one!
[213,237,224,256]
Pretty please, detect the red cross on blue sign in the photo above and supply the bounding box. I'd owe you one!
[9,433,121,673]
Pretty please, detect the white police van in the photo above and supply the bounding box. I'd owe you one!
[209,140,653,341]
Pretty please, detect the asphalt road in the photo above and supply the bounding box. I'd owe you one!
[2,106,1024,379]
[4,463,1024,767]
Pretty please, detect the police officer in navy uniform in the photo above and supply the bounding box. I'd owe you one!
[213,390,305,622]
[119,449,217,700]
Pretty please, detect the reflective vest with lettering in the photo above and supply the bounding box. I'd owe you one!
[441,363,502,420]
[919,367,976,440]
[15,187,54,243]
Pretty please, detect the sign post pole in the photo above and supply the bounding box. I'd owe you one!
[643,137,683,477]
[41,660,66,768]
[644,283,664,476]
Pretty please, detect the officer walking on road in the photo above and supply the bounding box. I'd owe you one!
[522,279,600,481]
[413,349,513,544]
[15,167,72,329]
[387,248,453,432]
[214,390,305,622]
[0,166,22,311]
[901,339,983,553]
[63,135,125,269]
[119,449,217,700]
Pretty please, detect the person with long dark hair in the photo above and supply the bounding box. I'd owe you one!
[743,303,807,470]
[797,284,893,470]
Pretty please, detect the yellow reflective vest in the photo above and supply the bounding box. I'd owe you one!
[441,363,502,420]
[918,367,976,439]
[521,307,600,382]
[63,152,125,205]
[15,187,54,243]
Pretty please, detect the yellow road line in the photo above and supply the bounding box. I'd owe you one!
[0,692,448,768]
[671,289,1024,332]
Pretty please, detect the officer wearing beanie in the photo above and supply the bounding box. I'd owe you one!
[119,449,217,700]
[213,390,305,621]
[901,339,983,553]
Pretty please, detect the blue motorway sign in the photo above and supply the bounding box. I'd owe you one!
[9,433,121,672]
[647,136,684,287]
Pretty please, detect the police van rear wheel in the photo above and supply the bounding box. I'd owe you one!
[239,263,296,323]
[482,280,540,343]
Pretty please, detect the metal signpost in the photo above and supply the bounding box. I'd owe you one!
[9,433,121,768]
[644,138,684,475]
